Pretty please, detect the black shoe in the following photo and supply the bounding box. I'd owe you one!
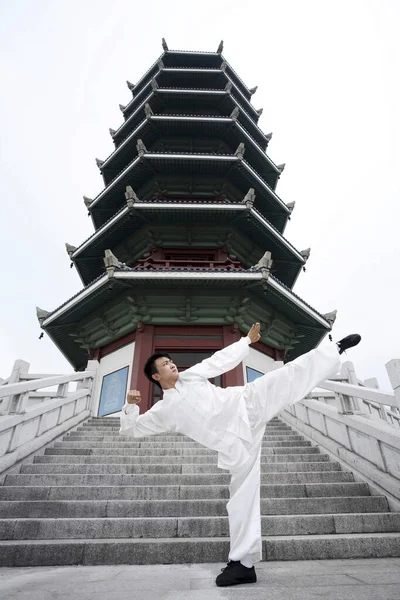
[215,560,257,587]
[337,334,361,355]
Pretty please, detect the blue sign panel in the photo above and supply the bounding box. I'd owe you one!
[246,366,264,383]
[98,366,129,416]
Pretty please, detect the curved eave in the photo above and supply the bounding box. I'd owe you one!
[89,153,289,230]
[114,89,268,150]
[41,270,330,368]
[103,115,280,188]
[128,50,251,101]
[123,68,257,122]
[71,201,305,286]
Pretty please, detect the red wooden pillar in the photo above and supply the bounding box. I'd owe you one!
[222,323,244,387]
[129,322,154,414]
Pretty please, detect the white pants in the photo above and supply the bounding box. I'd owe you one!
[226,343,341,565]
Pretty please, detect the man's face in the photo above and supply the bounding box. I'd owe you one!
[152,356,179,387]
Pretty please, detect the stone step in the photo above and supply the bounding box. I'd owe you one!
[57,439,313,449]
[42,450,330,463]
[2,513,400,541]
[83,420,287,428]
[2,480,368,500]
[33,456,340,471]
[20,464,353,482]
[1,532,399,566]
[66,434,305,443]
[51,443,320,455]
[0,496,389,519]
[79,424,293,432]
[0,474,355,500]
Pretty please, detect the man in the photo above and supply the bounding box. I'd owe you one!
[120,325,361,586]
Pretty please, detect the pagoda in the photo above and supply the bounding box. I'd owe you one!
[37,40,335,416]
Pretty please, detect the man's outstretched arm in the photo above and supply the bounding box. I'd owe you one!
[119,390,169,438]
[183,323,261,380]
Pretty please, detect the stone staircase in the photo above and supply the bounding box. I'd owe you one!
[0,416,399,566]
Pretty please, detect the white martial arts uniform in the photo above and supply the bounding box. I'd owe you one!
[119,336,341,566]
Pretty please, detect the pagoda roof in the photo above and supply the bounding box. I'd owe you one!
[88,152,290,231]
[114,89,269,150]
[125,52,252,116]
[102,114,280,189]
[40,268,331,370]
[71,200,305,287]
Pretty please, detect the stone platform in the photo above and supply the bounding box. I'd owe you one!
[0,559,399,600]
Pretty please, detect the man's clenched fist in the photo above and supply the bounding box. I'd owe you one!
[127,390,141,404]
[247,322,261,344]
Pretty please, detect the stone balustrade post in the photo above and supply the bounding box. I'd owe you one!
[386,359,400,412]
[1,360,30,415]
[338,361,364,415]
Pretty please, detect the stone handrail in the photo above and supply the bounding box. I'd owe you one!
[281,358,400,511]
[317,380,398,408]
[0,361,99,474]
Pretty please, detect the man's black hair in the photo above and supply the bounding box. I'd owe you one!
[144,352,173,390]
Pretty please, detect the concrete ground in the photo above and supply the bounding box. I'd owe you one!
[0,559,399,600]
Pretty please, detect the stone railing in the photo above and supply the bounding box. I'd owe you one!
[282,358,400,510]
[307,360,400,427]
[0,360,99,474]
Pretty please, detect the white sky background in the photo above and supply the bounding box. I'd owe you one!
[0,0,399,390]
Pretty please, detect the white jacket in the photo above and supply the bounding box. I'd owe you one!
[119,336,254,472]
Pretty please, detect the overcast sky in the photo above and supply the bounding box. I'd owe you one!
[0,0,399,390]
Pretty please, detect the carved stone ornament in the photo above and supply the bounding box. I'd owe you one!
[300,248,311,261]
[235,142,245,160]
[36,306,50,324]
[217,40,224,54]
[242,188,255,209]
[230,106,240,120]
[286,201,295,213]
[83,196,93,208]
[136,139,147,157]
[119,104,126,112]
[250,250,273,278]
[65,243,77,258]
[322,310,338,326]
[162,38,169,51]
[126,80,135,91]
[145,103,154,118]
[125,186,139,207]
[103,249,126,278]
[249,86,258,95]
